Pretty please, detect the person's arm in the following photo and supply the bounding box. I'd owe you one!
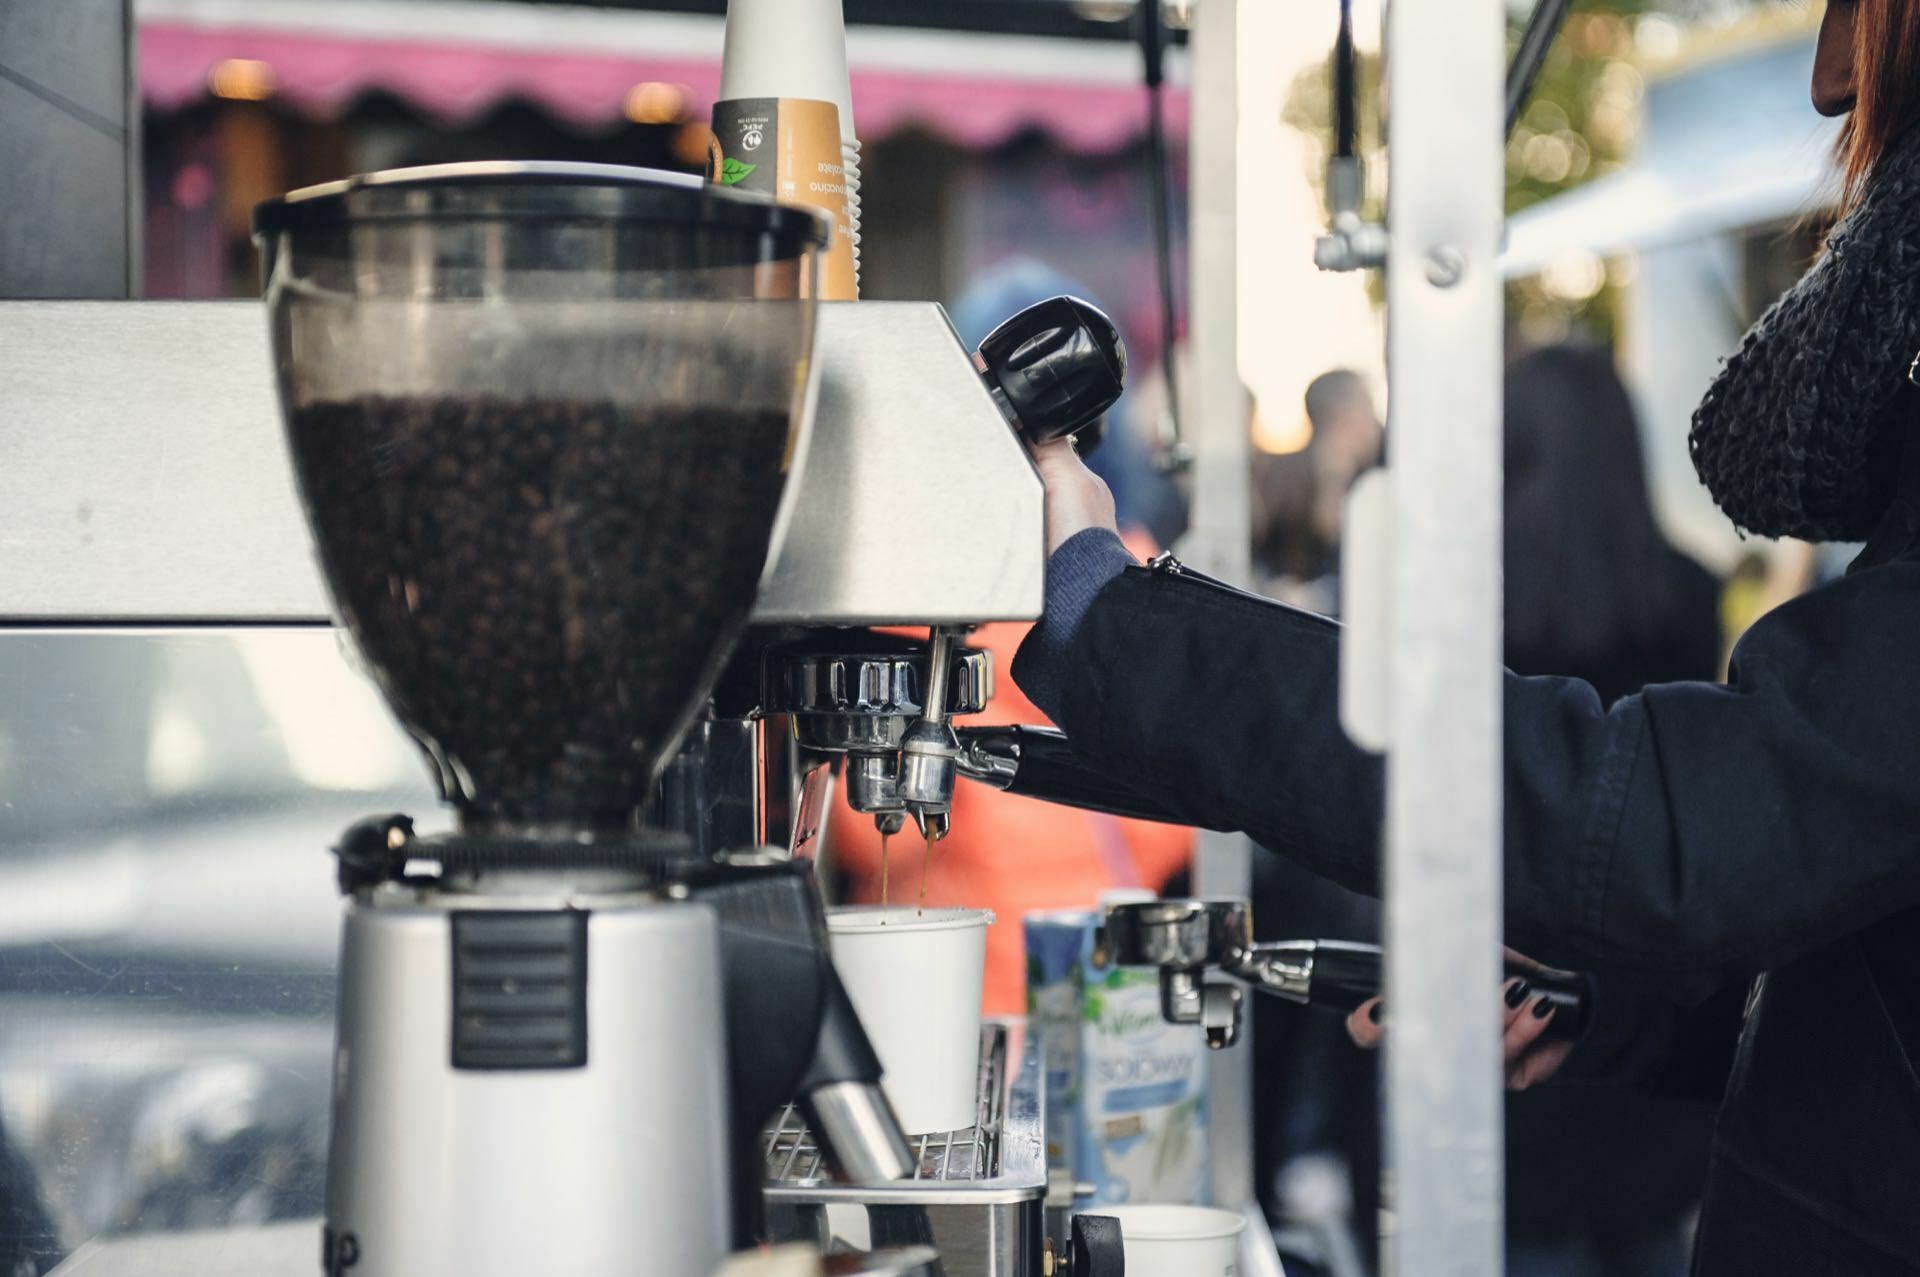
[1015,527,1920,977]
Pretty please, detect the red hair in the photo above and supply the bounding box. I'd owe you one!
[1839,0,1920,209]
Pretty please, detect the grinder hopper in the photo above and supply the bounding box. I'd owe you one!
[254,162,830,833]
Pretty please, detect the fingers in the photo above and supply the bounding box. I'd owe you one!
[1502,945,1547,978]
[1345,998,1385,1049]
[1353,985,1531,1051]
[1502,986,1558,1088]
[1032,436,1119,553]
[1029,437,1081,470]
[1501,978,1532,1032]
[1348,984,1570,1093]
[1509,1040,1575,1091]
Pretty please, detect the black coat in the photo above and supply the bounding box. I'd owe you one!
[1015,480,1920,1274]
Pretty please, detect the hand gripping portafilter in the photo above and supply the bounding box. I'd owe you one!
[256,163,908,1277]
[1100,899,1592,1050]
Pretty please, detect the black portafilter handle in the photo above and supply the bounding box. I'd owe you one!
[1065,1213,1126,1277]
[1301,940,1591,1040]
[955,725,1189,825]
[798,968,885,1094]
[677,860,915,1190]
[973,295,1127,447]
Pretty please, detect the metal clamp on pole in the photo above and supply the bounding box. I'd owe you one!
[1313,0,1388,274]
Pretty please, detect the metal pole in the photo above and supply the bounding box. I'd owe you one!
[1381,0,1507,1273]
[1506,0,1573,140]
[1180,4,1250,585]
[1181,0,1258,1227]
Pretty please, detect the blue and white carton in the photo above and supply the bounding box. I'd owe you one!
[1025,906,1210,1207]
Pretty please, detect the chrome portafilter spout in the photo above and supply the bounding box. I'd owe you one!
[843,753,907,837]
[897,626,965,842]
[1098,899,1259,1049]
[1099,899,1594,1050]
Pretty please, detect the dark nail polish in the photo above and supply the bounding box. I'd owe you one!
[1532,997,1554,1020]
[1505,980,1530,1008]
[1368,1001,1384,1025]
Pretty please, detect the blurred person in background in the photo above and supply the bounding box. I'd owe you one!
[1502,345,1722,704]
[1499,344,1722,1277]
[1248,370,1383,615]
[825,259,1192,1017]
[1017,2,1920,1268]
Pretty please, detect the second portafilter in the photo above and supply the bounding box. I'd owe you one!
[1099,899,1591,1049]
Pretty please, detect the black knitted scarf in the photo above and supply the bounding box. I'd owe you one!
[1688,128,1920,542]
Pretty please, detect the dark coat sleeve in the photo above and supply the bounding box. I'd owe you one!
[1558,970,1750,1098]
[1014,558,1920,977]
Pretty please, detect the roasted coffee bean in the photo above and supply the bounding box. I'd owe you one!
[288,394,792,831]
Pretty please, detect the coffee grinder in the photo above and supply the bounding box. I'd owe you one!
[254,163,916,1277]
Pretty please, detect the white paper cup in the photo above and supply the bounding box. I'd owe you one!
[827,906,993,1134]
[720,0,858,143]
[1095,1205,1249,1277]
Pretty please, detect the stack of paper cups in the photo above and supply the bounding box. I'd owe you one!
[842,142,861,283]
[716,0,860,293]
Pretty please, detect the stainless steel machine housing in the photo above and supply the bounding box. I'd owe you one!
[326,883,733,1276]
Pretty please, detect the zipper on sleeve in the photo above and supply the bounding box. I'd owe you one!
[1143,552,1276,607]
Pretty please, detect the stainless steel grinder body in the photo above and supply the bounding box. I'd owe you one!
[248,164,836,1276]
[324,886,732,1277]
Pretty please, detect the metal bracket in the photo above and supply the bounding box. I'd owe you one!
[1338,467,1393,752]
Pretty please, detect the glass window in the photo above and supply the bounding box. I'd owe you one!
[0,631,439,1268]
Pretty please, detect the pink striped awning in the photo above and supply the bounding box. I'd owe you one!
[139,22,1188,154]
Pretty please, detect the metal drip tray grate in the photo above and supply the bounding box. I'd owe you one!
[765,1023,1007,1187]
[762,1020,1046,1274]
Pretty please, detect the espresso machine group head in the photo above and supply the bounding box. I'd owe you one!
[753,294,1127,846]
